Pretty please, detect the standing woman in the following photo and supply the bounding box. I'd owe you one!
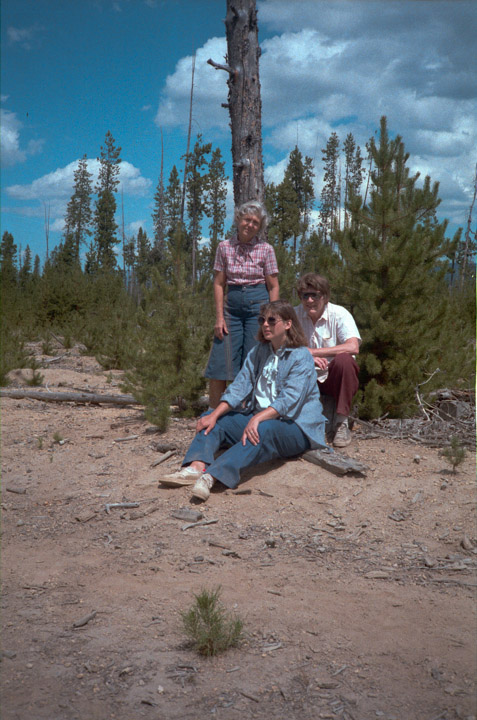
[205,200,279,408]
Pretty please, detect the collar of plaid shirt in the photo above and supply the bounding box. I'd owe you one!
[232,234,259,248]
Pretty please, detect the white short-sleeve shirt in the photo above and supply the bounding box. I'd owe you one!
[295,302,361,381]
[254,347,279,408]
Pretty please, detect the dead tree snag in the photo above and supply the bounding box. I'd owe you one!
[208,0,264,206]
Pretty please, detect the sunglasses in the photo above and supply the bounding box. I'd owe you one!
[258,315,282,327]
[301,292,322,300]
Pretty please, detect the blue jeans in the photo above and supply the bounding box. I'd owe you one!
[182,411,311,489]
[204,284,269,381]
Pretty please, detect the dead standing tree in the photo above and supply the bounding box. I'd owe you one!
[208,0,264,207]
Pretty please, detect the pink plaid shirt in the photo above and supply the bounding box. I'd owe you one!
[214,236,278,285]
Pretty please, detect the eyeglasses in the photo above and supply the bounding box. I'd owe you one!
[258,315,282,327]
[301,292,322,300]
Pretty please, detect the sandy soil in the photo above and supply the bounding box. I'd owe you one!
[1,345,476,720]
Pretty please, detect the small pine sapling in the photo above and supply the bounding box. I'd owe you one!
[441,436,466,474]
[41,337,54,355]
[62,331,73,349]
[181,587,243,657]
[26,367,44,386]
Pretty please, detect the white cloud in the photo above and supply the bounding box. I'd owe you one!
[1,108,45,166]
[27,138,45,156]
[7,158,152,201]
[1,109,26,165]
[6,159,153,236]
[7,25,43,50]
[51,218,66,232]
[127,220,146,235]
[155,36,229,132]
[119,161,152,195]
[264,157,289,186]
[7,162,80,201]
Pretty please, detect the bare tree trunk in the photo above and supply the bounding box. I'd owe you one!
[159,128,164,247]
[208,0,264,207]
[179,54,196,282]
[44,202,50,261]
[460,162,477,289]
[180,54,195,229]
[121,188,126,280]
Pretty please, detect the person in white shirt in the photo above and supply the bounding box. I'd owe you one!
[295,272,361,447]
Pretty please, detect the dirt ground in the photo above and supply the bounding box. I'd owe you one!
[1,345,476,720]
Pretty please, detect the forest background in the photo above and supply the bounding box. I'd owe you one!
[1,115,475,427]
[1,1,475,427]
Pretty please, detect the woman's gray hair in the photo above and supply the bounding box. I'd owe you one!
[234,200,269,236]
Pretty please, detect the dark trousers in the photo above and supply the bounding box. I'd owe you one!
[319,354,359,416]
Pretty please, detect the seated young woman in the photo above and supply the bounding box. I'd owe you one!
[160,300,327,502]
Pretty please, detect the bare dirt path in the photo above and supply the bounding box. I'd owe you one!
[1,347,476,720]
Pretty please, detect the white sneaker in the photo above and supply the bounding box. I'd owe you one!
[191,473,215,501]
[160,466,203,487]
[333,422,352,448]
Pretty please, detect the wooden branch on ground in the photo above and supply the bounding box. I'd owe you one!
[302,449,369,476]
[43,354,67,365]
[49,331,65,347]
[1,388,141,406]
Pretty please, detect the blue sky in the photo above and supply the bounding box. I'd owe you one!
[2,0,476,266]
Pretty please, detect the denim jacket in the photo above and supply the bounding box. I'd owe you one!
[221,343,326,450]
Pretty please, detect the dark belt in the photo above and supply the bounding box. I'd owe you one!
[227,283,265,289]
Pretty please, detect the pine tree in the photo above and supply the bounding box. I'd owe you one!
[265,178,300,299]
[19,245,32,287]
[299,228,341,281]
[186,135,212,284]
[334,116,460,418]
[123,237,209,429]
[135,227,152,287]
[343,133,364,228]
[164,166,184,249]
[151,129,166,267]
[84,240,98,275]
[63,154,93,263]
[441,436,466,474]
[152,175,166,265]
[320,132,340,244]
[0,231,18,285]
[283,146,315,264]
[93,131,122,271]
[33,255,41,279]
[0,231,27,384]
[205,147,227,274]
[456,163,477,288]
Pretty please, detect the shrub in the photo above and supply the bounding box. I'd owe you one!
[441,436,466,474]
[26,369,44,386]
[181,587,243,657]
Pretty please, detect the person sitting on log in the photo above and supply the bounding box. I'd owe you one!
[295,273,361,448]
[159,300,326,501]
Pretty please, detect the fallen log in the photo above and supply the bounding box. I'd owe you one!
[302,448,368,476]
[1,388,140,406]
